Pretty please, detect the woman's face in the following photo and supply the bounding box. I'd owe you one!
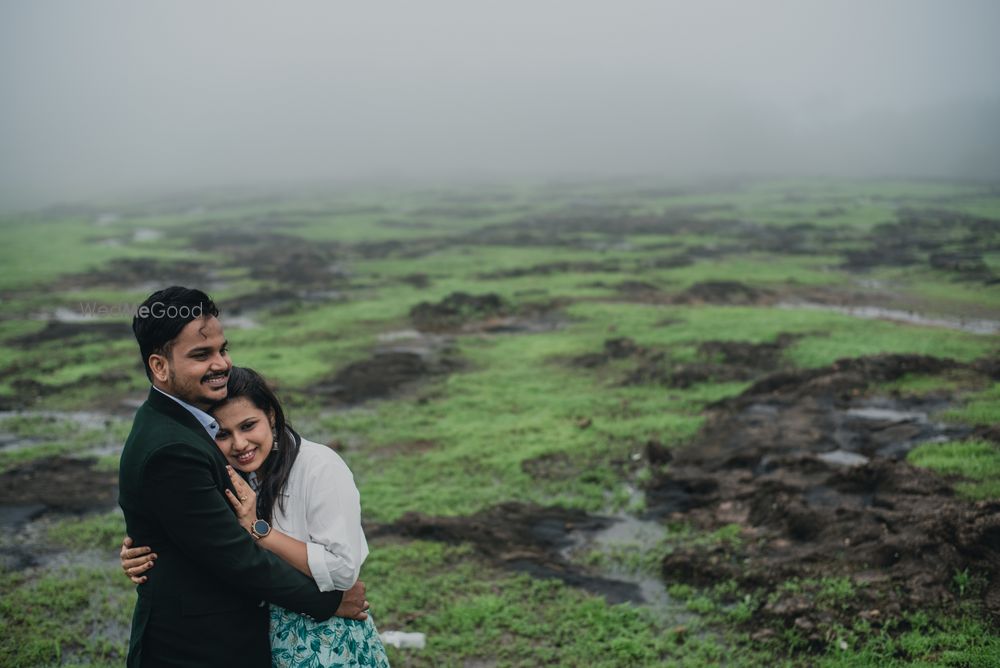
[212,397,274,473]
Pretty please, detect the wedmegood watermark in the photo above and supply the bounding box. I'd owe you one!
[75,302,206,319]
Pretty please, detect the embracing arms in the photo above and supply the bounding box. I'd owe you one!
[125,443,366,620]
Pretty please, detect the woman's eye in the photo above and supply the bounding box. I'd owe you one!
[242,421,256,431]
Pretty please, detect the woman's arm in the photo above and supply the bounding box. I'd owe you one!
[300,447,369,592]
[224,466,312,577]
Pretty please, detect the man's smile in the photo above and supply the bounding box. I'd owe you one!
[203,372,229,388]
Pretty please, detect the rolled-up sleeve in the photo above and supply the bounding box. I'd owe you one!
[302,449,370,592]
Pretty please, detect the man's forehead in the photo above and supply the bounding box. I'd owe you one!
[176,316,225,347]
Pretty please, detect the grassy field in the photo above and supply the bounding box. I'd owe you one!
[1,178,999,666]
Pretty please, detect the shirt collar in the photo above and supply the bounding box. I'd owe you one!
[151,385,220,439]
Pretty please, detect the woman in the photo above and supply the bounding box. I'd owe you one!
[121,366,390,667]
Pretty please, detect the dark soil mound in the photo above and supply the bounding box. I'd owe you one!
[409,292,509,332]
[0,456,117,511]
[644,353,1000,641]
[58,258,211,290]
[11,321,128,346]
[312,350,460,404]
[672,280,772,305]
[572,335,798,389]
[369,502,643,603]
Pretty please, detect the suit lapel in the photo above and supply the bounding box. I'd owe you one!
[144,387,223,454]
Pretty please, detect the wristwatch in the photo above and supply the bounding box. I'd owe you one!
[250,518,271,540]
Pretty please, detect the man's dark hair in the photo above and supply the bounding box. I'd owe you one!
[132,286,220,381]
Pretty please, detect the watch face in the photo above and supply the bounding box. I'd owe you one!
[253,519,270,537]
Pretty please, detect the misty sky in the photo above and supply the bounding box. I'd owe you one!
[2,0,999,210]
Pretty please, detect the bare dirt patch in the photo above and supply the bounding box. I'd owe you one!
[571,335,800,389]
[643,353,1000,645]
[410,292,509,332]
[0,456,117,511]
[9,321,127,346]
[311,350,461,405]
[368,502,644,604]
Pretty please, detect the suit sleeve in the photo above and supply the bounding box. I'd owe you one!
[142,442,344,619]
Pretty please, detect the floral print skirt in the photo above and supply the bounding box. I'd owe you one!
[270,604,390,667]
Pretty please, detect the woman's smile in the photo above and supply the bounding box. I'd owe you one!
[212,396,275,473]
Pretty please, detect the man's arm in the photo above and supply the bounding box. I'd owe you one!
[142,442,343,619]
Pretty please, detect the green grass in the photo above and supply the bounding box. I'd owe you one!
[2,178,1000,666]
[944,383,1000,426]
[908,439,1000,500]
[363,539,747,667]
[0,564,134,667]
[47,510,128,553]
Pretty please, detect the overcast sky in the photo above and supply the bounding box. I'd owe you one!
[1,0,999,210]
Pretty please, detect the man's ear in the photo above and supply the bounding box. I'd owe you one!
[148,353,170,384]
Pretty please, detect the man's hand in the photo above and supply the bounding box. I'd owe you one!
[334,580,369,621]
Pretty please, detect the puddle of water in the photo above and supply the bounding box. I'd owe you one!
[846,407,927,423]
[133,228,162,242]
[817,450,870,467]
[777,301,1000,335]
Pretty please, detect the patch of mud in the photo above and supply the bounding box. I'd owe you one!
[572,335,798,389]
[368,502,645,604]
[671,281,774,306]
[310,329,462,405]
[0,456,117,510]
[57,258,212,290]
[643,353,1000,642]
[191,231,347,288]
[841,208,1000,284]
[408,292,568,335]
[311,346,461,405]
[410,292,509,332]
[10,320,128,346]
[477,260,622,280]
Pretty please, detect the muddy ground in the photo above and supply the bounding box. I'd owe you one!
[366,351,1000,650]
[645,353,1000,646]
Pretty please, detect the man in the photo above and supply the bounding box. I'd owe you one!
[118,287,366,667]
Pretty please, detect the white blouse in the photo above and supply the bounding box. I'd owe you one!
[270,437,369,592]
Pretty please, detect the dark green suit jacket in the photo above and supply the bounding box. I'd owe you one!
[118,388,344,667]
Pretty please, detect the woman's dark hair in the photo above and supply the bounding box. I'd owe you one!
[132,286,220,381]
[219,366,301,523]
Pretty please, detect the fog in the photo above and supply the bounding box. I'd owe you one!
[2,0,999,210]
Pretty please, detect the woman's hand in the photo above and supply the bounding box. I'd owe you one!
[120,535,156,584]
[225,465,257,532]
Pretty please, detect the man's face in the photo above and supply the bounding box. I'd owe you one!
[149,316,231,410]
